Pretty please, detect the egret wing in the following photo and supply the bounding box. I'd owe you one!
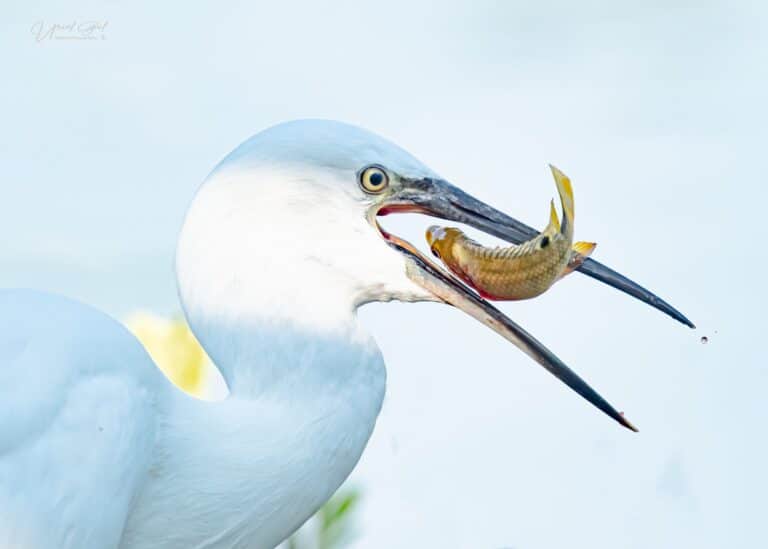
[0,290,161,549]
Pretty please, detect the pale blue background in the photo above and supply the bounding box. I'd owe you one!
[1,2,766,547]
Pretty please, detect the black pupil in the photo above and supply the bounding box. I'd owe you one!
[540,236,550,248]
[369,171,384,187]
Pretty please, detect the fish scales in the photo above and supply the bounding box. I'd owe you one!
[426,165,596,301]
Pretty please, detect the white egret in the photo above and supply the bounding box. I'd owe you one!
[0,120,692,548]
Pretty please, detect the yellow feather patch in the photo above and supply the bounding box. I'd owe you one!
[126,313,210,398]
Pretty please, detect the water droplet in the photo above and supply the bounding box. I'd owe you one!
[700,336,709,344]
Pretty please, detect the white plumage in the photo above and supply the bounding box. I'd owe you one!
[0,290,159,547]
[0,120,436,548]
[0,119,683,547]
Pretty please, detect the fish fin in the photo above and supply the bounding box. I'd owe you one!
[557,242,598,280]
[572,241,596,257]
[547,199,561,232]
[549,164,574,240]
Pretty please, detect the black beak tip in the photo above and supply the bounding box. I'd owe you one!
[646,292,695,329]
[578,258,695,329]
[618,412,639,433]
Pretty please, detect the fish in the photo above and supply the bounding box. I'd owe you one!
[425,165,596,301]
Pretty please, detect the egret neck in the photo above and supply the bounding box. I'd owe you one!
[124,162,394,547]
[121,313,386,548]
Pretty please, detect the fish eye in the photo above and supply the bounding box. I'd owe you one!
[432,249,441,259]
[359,166,389,194]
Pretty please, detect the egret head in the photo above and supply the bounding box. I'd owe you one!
[177,120,444,328]
[178,119,688,429]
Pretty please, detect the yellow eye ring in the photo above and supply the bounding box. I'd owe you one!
[359,165,389,193]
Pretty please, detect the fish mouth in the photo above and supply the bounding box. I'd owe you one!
[368,174,690,432]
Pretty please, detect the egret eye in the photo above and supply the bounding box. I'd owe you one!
[359,166,389,193]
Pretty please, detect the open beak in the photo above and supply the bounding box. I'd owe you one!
[371,175,693,432]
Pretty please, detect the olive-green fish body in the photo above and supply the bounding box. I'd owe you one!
[426,166,595,301]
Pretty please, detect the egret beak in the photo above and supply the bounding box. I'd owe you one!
[371,175,691,432]
[385,177,694,328]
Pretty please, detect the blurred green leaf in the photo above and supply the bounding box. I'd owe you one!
[318,488,361,549]
[283,486,361,549]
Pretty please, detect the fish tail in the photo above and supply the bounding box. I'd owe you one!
[547,199,561,233]
[549,164,574,240]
